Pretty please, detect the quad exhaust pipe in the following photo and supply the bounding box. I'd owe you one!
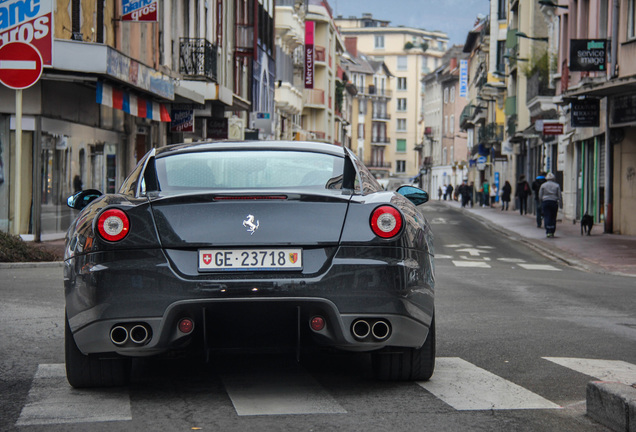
[352,319,391,341]
[110,323,151,346]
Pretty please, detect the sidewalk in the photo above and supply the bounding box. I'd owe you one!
[440,199,636,278]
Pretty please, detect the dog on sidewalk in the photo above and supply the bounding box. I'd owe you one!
[581,213,593,236]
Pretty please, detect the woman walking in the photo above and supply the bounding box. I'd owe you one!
[516,175,531,215]
[501,181,512,211]
[539,173,563,238]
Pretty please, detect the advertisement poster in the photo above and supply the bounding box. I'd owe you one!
[304,21,314,89]
[122,0,158,22]
[569,39,608,72]
[0,0,53,66]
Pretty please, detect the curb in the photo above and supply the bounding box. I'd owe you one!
[587,381,636,432]
[0,261,64,269]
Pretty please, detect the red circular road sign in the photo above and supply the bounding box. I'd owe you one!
[0,42,43,90]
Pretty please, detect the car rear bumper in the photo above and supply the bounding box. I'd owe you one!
[65,246,434,356]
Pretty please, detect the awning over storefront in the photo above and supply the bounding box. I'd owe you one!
[97,81,171,122]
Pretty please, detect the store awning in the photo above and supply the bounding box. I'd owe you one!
[97,81,171,122]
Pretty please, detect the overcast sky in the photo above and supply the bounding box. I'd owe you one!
[330,0,490,46]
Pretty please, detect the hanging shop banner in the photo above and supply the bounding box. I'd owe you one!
[459,60,468,98]
[97,81,171,122]
[304,21,314,89]
[610,93,636,127]
[569,39,608,72]
[170,110,194,132]
[542,121,564,135]
[0,0,54,66]
[122,0,158,22]
[571,98,600,128]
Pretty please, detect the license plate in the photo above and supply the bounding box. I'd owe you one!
[198,248,303,271]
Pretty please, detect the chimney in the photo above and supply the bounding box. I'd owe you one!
[345,37,358,58]
[450,57,457,70]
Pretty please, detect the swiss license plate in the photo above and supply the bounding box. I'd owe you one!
[198,248,303,271]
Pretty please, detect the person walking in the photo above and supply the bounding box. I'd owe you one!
[500,180,512,211]
[539,172,563,238]
[446,184,454,201]
[438,186,443,200]
[481,180,490,207]
[532,172,547,227]
[516,175,531,215]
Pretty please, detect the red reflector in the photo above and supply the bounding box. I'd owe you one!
[310,316,325,331]
[178,318,194,334]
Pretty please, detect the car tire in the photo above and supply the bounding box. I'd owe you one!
[372,316,435,381]
[65,313,131,388]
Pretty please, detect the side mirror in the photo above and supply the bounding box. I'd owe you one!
[397,185,429,206]
[67,189,103,211]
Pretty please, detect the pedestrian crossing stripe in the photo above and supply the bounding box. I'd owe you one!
[543,357,636,385]
[518,264,561,271]
[417,358,561,410]
[16,357,636,424]
[452,261,491,268]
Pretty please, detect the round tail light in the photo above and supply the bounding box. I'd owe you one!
[370,206,403,238]
[97,209,130,242]
[310,316,325,331]
[178,318,194,334]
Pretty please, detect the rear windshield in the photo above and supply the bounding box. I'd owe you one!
[153,150,345,193]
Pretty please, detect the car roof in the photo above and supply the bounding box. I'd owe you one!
[154,140,347,158]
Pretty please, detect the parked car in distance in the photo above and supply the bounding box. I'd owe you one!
[64,141,435,387]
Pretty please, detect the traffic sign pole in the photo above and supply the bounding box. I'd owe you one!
[14,89,22,234]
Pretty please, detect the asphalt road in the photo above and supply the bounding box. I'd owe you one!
[1,201,635,431]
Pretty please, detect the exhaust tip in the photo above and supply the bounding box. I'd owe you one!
[351,319,371,340]
[371,320,391,341]
[129,324,150,344]
[110,326,128,346]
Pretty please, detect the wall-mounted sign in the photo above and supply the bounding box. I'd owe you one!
[571,99,600,128]
[170,110,194,133]
[0,0,53,66]
[207,118,228,139]
[542,122,564,135]
[122,0,158,22]
[304,21,314,89]
[610,93,636,127]
[569,39,608,72]
[459,59,468,98]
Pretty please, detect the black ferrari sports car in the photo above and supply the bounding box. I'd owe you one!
[64,141,435,388]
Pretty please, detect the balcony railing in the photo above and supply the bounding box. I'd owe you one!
[527,71,555,101]
[179,38,218,81]
[371,136,391,145]
[304,88,325,105]
[365,160,391,169]
[357,86,392,98]
[478,123,504,143]
[372,112,391,120]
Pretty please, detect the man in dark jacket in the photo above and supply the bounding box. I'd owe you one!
[532,172,547,228]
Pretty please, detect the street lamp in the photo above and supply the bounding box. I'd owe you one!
[516,31,549,42]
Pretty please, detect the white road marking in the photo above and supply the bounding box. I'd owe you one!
[517,264,561,271]
[498,258,527,263]
[0,60,36,70]
[455,248,490,256]
[418,358,561,410]
[452,261,491,268]
[543,358,636,385]
[221,363,347,416]
[16,364,132,426]
[435,254,454,259]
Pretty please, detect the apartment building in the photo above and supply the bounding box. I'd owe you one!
[336,13,449,181]
[301,0,344,143]
[0,0,272,238]
[342,37,393,178]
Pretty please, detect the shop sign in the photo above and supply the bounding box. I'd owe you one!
[304,21,314,89]
[542,122,564,135]
[170,110,194,133]
[476,156,487,171]
[207,118,228,139]
[121,0,158,22]
[569,39,608,72]
[459,60,468,98]
[610,93,636,127]
[571,98,600,127]
[107,48,174,99]
[0,0,53,66]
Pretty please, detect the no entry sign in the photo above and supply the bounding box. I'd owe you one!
[0,42,43,90]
